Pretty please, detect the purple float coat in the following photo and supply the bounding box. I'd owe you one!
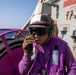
[18,37,76,75]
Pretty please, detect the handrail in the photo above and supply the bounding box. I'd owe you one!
[0,29,29,73]
[0,29,29,38]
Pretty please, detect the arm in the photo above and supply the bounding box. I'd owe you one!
[18,53,32,75]
[18,36,34,75]
[18,52,44,75]
[64,44,76,75]
[18,36,43,75]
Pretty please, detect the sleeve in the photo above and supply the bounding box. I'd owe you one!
[18,54,31,75]
[18,52,44,75]
[64,44,76,75]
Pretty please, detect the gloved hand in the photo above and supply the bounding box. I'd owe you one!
[22,35,35,55]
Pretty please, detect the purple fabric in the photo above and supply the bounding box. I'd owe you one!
[33,42,44,53]
[18,37,76,75]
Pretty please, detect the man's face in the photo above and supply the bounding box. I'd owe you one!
[33,33,49,45]
[29,26,50,45]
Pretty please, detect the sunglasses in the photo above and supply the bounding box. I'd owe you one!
[29,26,50,37]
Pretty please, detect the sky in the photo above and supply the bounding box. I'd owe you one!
[0,0,38,29]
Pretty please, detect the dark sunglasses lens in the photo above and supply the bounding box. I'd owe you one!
[29,27,46,36]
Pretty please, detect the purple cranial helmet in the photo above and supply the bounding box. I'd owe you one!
[29,13,54,27]
[29,13,54,37]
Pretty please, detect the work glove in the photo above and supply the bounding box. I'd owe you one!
[22,35,35,55]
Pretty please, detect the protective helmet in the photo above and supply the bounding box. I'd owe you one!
[29,13,54,37]
[29,13,54,27]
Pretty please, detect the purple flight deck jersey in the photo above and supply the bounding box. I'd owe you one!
[18,37,76,75]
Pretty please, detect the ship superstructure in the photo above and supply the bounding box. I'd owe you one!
[22,0,76,60]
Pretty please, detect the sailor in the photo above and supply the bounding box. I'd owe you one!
[18,13,76,75]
